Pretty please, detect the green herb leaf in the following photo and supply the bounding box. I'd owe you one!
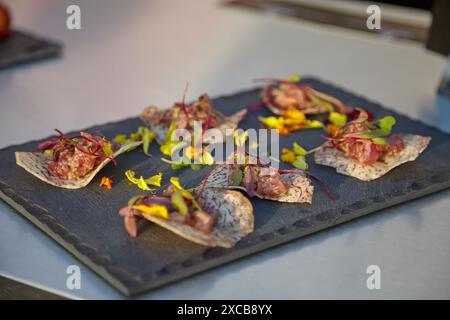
[376,116,396,136]
[113,134,128,145]
[190,164,202,171]
[286,74,301,83]
[309,96,334,113]
[141,127,155,155]
[292,155,308,170]
[292,142,308,156]
[305,120,324,129]
[371,137,387,145]
[102,143,113,157]
[171,191,188,215]
[232,169,243,186]
[329,112,347,126]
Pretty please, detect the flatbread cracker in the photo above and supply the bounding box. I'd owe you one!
[15,141,142,189]
[261,86,327,115]
[314,134,431,181]
[202,165,314,203]
[141,107,246,144]
[135,188,254,248]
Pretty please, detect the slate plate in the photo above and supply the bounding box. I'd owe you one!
[0,30,61,70]
[1,78,450,296]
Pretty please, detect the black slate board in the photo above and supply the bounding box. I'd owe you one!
[0,30,61,70]
[1,78,450,296]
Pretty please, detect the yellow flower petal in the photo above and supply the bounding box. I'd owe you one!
[281,148,296,163]
[125,170,162,191]
[283,109,306,122]
[132,204,169,220]
[259,116,283,129]
[144,172,162,187]
[125,170,139,184]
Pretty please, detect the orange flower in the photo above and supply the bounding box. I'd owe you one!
[326,124,341,137]
[100,176,113,190]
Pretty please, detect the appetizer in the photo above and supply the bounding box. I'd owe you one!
[141,93,247,144]
[16,130,141,189]
[260,78,350,115]
[202,154,314,203]
[119,178,254,248]
[0,3,10,39]
[314,110,431,181]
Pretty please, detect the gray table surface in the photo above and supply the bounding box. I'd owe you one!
[1,0,449,299]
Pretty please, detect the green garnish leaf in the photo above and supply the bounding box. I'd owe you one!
[309,96,334,113]
[292,142,308,156]
[305,120,324,129]
[102,142,113,157]
[329,112,347,126]
[232,169,243,186]
[377,116,396,136]
[292,155,308,170]
[113,127,155,154]
[371,137,387,145]
[113,134,127,145]
[171,191,188,215]
[141,127,156,155]
[286,74,301,83]
[190,164,202,171]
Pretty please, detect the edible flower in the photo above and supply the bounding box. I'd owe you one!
[259,109,324,135]
[325,111,348,136]
[328,111,348,126]
[281,142,309,170]
[161,124,214,171]
[131,204,169,220]
[125,170,162,191]
[113,126,155,155]
[99,176,113,190]
[160,122,183,156]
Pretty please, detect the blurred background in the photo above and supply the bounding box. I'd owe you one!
[0,0,449,147]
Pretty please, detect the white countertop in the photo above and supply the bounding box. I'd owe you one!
[1,0,449,299]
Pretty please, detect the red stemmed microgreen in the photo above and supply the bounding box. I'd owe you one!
[38,129,117,165]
